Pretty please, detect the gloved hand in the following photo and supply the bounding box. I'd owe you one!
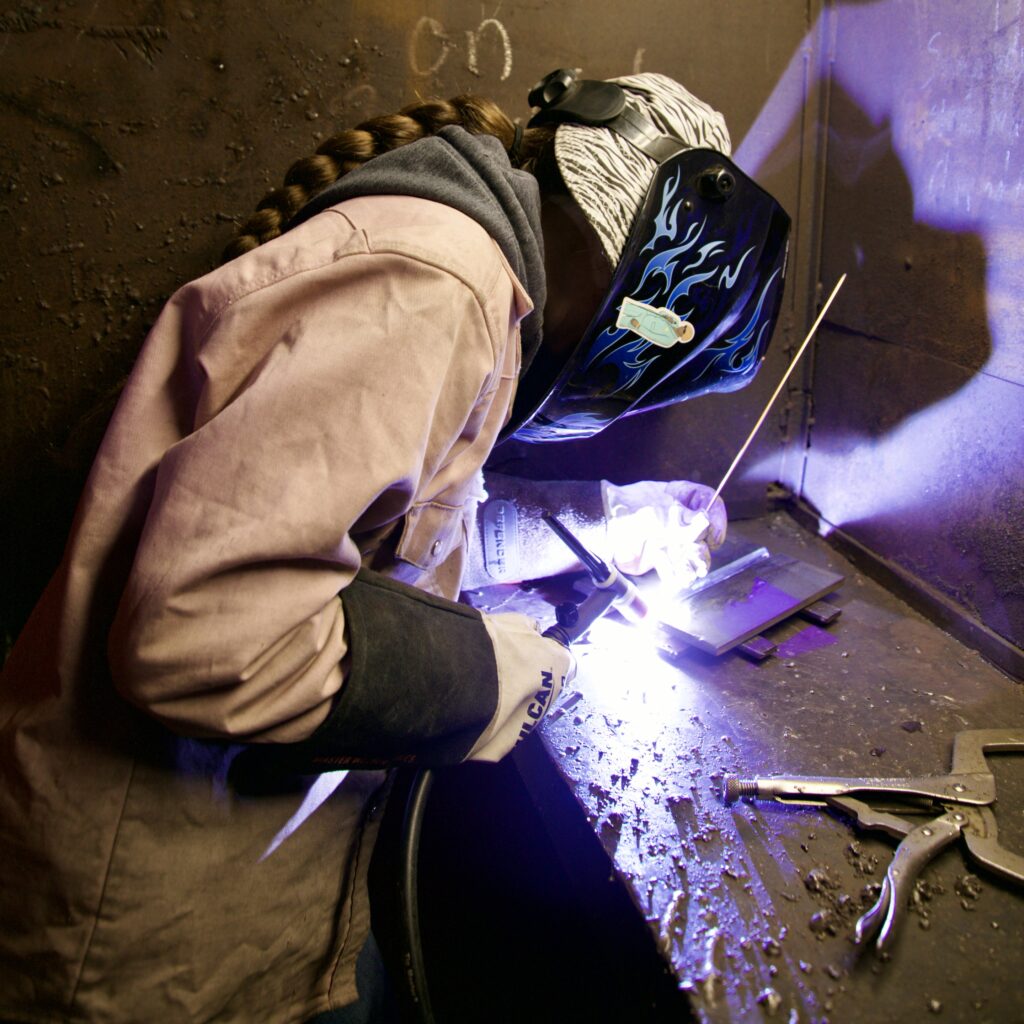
[468,611,576,762]
[602,479,727,589]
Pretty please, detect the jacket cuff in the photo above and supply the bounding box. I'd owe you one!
[268,568,500,771]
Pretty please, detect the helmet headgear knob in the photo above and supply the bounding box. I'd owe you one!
[698,166,737,200]
[530,68,575,109]
[527,68,628,126]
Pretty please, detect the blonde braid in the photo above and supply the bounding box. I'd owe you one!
[221,96,553,264]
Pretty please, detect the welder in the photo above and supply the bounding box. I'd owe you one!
[0,68,788,1023]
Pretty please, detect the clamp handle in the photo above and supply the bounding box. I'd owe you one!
[855,812,962,951]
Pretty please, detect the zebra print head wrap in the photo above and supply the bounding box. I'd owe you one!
[554,73,731,267]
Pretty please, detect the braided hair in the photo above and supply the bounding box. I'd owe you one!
[221,95,556,264]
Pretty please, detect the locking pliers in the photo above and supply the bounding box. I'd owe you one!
[723,729,1024,951]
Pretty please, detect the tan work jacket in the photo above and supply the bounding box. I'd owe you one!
[0,195,530,1022]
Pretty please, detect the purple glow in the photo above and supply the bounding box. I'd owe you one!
[775,624,838,659]
[733,0,1024,645]
[734,0,1024,364]
[802,369,1022,527]
[736,3,1024,234]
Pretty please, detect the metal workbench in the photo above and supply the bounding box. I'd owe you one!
[465,511,1024,1023]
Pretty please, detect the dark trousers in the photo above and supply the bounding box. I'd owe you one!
[304,931,399,1024]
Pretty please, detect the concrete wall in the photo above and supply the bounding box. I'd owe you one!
[782,2,1024,658]
[0,0,815,645]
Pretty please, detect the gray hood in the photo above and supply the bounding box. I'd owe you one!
[288,125,547,374]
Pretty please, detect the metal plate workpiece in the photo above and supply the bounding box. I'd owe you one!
[656,551,846,656]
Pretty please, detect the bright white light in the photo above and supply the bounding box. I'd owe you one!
[259,770,349,861]
[578,610,698,722]
[803,370,1019,530]
[640,579,695,631]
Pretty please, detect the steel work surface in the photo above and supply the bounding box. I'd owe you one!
[467,511,1024,1023]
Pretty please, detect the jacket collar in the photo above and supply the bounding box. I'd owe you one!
[287,127,546,375]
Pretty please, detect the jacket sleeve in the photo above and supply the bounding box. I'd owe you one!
[108,240,507,745]
[251,568,573,770]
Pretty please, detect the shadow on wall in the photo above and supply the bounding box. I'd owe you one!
[733,0,1024,651]
[807,103,1022,642]
[805,87,1012,633]
[813,82,992,429]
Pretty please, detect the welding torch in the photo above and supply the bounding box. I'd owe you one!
[540,512,649,647]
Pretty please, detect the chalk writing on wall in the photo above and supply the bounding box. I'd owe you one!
[408,15,513,81]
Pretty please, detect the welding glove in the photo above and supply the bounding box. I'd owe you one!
[466,611,576,763]
[602,479,727,589]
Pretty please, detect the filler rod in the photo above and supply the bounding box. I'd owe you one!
[708,274,847,509]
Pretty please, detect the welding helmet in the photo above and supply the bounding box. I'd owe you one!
[508,69,791,443]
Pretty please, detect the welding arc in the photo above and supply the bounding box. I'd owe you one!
[707,274,847,509]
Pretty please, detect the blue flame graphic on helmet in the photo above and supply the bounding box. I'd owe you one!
[579,166,779,400]
[696,267,782,379]
[643,164,685,251]
[507,146,791,444]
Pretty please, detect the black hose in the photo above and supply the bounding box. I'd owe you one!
[398,766,435,1024]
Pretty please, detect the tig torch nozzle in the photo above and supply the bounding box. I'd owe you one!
[540,512,649,646]
[595,563,648,623]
